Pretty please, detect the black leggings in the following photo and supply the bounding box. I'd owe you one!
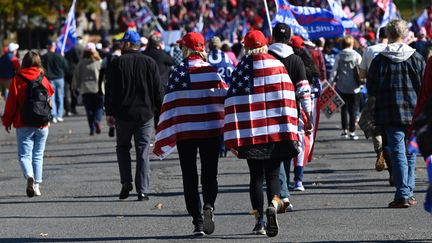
[247,159,281,220]
[177,137,219,225]
[339,92,360,132]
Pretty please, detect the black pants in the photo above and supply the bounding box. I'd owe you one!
[64,76,78,114]
[339,93,360,132]
[115,118,153,194]
[247,159,281,220]
[177,137,219,225]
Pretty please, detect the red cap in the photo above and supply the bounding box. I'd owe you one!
[290,35,304,48]
[243,30,267,49]
[176,32,205,51]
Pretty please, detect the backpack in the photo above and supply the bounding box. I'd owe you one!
[21,74,52,126]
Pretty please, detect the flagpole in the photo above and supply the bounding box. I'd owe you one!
[263,0,272,35]
[61,0,76,54]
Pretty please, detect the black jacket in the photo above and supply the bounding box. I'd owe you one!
[42,52,69,80]
[105,50,164,122]
[142,48,174,87]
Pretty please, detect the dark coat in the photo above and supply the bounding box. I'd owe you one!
[105,50,164,122]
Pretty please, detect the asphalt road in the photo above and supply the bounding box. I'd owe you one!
[0,105,431,243]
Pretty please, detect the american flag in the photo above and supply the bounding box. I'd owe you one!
[153,57,228,158]
[224,53,298,149]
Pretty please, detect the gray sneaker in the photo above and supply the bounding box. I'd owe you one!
[203,204,215,235]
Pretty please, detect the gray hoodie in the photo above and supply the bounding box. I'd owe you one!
[268,43,312,113]
[380,43,416,63]
[268,43,295,58]
[329,48,362,94]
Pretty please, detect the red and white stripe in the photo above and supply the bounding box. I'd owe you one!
[153,59,228,158]
[224,53,298,149]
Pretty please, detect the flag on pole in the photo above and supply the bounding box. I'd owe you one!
[273,0,344,40]
[379,0,398,29]
[153,58,228,159]
[57,0,77,53]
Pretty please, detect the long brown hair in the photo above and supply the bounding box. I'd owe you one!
[21,50,45,74]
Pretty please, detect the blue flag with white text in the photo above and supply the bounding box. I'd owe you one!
[273,0,344,40]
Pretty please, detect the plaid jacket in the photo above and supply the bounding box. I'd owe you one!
[367,51,425,126]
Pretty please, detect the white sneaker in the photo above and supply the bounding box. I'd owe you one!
[294,180,305,191]
[33,184,41,196]
[349,133,359,140]
[52,118,58,124]
[57,117,64,122]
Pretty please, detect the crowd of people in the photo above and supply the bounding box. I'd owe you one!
[1,6,432,238]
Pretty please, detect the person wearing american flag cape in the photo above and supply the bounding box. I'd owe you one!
[224,30,299,237]
[153,32,228,236]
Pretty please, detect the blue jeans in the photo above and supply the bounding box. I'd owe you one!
[385,126,416,199]
[279,161,304,198]
[50,78,65,119]
[82,93,104,134]
[16,127,49,184]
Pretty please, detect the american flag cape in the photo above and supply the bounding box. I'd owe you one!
[153,57,228,158]
[224,53,298,149]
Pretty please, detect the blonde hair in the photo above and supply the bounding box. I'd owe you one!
[245,45,268,56]
[183,47,207,60]
[342,35,354,48]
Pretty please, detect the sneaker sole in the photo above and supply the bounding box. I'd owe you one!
[293,187,305,191]
[265,207,278,237]
[254,229,266,235]
[193,231,205,237]
[203,208,215,235]
[26,177,35,198]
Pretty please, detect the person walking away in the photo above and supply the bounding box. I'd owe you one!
[42,40,68,123]
[64,37,84,116]
[268,24,312,210]
[329,35,362,140]
[0,43,20,101]
[105,31,164,201]
[207,36,236,158]
[225,30,298,237]
[287,35,318,192]
[2,50,54,197]
[72,43,103,136]
[358,27,392,180]
[142,34,175,126]
[153,32,228,236]
[367,19,425,208]
[100,41,121,138]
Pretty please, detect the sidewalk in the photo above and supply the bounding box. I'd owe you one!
[0,107,430,242]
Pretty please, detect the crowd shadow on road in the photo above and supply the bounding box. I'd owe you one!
[0,233,269,242]
[296,241,432,243]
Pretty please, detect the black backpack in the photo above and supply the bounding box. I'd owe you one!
[21,74,52,126]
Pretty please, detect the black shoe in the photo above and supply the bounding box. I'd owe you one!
[119,183,133,199]
[265,205,279,237]
[203,204,215,235]
[137,193,149,201]
[252,220,266,235]
[193,223,205,237]
[388,198,410,208]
